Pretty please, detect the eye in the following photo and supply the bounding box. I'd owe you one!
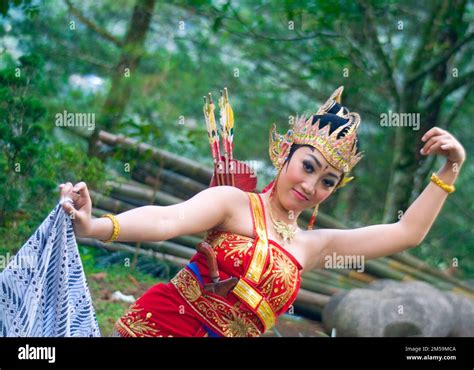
[322,179,335,188]
[303,160,314,173]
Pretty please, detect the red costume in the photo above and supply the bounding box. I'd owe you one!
[115,192,302,337]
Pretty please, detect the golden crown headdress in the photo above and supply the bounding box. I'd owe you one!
[269,86,363,188]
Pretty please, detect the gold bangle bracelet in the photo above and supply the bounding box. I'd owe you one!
[430,173,455,194]
[101,213,120,243]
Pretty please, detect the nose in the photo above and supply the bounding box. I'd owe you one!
[300,182,315,199]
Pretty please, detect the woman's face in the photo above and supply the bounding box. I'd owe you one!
[276,146,343,212]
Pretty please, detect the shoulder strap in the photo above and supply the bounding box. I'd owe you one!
[245,193,269,284]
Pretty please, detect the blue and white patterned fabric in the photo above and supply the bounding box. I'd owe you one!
[0,204,101,337]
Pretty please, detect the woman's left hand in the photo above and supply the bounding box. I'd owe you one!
[420,127,466,164]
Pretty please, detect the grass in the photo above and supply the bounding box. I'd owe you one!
[79,245,168,336]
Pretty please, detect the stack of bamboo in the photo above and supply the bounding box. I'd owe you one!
[78,130,474,322]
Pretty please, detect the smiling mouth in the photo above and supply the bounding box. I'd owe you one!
[292,188,308,201]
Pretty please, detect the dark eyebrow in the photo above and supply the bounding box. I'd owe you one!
[307,154,341,180]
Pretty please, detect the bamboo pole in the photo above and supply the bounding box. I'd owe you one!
[392,251,474,293]
[296,289,331,307]
[98,131,213,184]
[303,271,353,290]
[135,162,207,195]
[90,190,135,214]
[310,269,368,288]
[325,268,377,284]
[106,180,183,206]
[131,168,202,200]
[381,257,453,286]
[138,240,195,259]
[76,237,189,267]
[300,279,345,296]
[364,259,416,281]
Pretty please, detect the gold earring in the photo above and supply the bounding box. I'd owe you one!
[307,204,319,230]
[270,168,282,199]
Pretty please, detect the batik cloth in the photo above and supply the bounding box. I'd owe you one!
[0,204,100,337]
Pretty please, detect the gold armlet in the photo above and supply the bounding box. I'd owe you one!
[430,173,455,194]
[101,213,120,243]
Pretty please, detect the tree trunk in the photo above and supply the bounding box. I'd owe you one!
[382,0,467,222]
[89,0,156,156]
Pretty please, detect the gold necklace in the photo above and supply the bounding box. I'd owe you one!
[267,200,298,243]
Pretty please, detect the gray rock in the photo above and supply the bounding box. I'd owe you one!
[444,291,474,337]
[321,291,348,331]
[322,280,455,337]
[365,279,403,291]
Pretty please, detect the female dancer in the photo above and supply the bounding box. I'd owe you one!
[58,87,466,337]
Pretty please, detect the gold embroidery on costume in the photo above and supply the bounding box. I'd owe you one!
[206,232,228,249]
[223,238,253,260]
[257,299,276,330]
[171,268,261,337]
[116,303,162,337]
[273,251,296,287]
[221,310,254,337]
[259,246,299,313]
[233,279,262,309]
[245,193,269,284]
[231,278,276,331]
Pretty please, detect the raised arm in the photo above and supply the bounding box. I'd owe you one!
[60,182,241,242]
[305,127,466,270]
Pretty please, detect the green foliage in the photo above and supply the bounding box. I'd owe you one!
[0,0,39,18]
[0,55,106,249]
[0,55,48,226]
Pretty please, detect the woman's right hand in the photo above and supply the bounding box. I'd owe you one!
[59,181,93,237]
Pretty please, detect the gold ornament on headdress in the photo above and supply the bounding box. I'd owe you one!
[268,86,364,189]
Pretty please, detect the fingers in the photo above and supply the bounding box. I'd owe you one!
[421,127,446,143]
[58,181,82,215]
[441,143,454,150]
[59,181,86,202]
[424,139,450,155]
[61,199,76,216]
[59,182,73,198]
[72,181,90,199]
[420,135,439,155]
[421,133,451,155]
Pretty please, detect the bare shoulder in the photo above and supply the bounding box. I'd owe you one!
[205,185,247,202]
[204,183,247,207]
[208,186,249,231]
[298,228,331,271]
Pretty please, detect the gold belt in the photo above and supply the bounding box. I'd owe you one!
[232,278,276,331]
